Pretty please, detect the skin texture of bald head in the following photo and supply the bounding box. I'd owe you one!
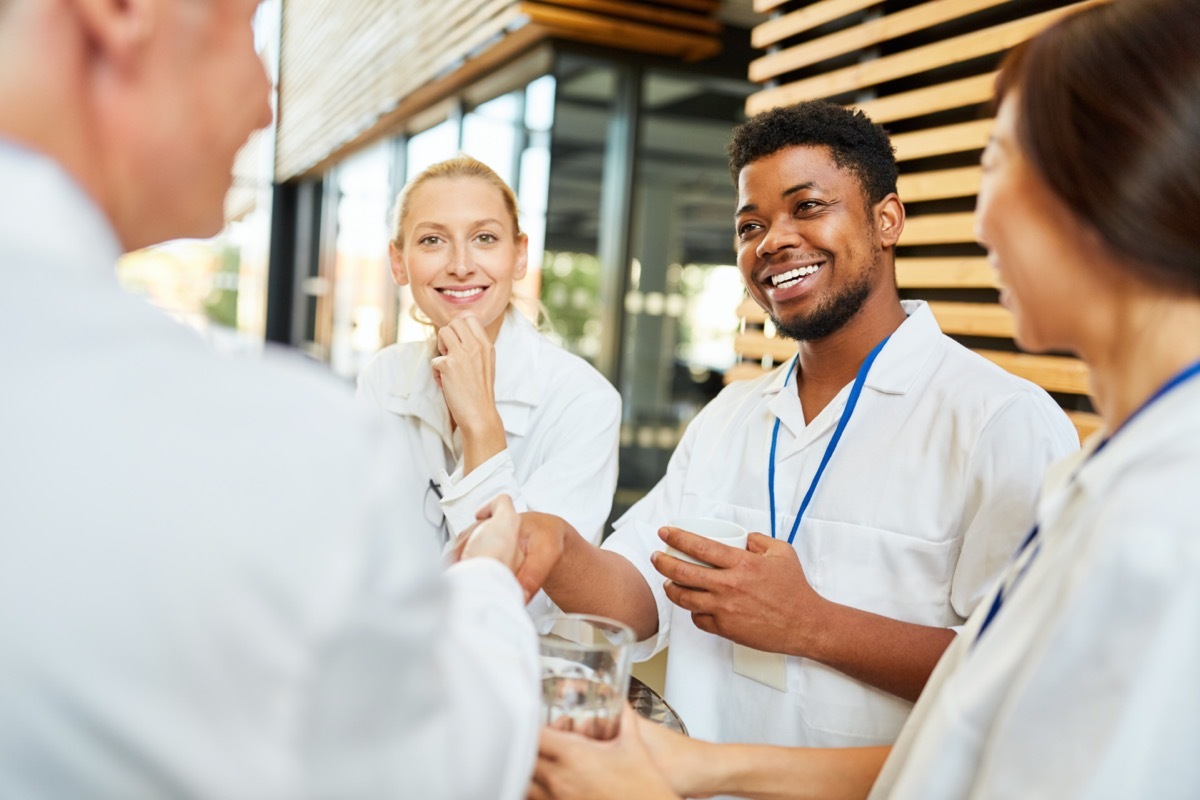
[0,0,271,252]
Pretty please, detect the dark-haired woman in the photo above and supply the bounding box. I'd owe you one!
[529,0,1200,797]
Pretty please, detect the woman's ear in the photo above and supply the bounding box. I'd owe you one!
[388,241,409,286]
[512,233,529,281]
[876,193,905,248]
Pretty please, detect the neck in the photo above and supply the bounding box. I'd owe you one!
[0,4,108,231]
[1082,292,1200,435]
[793,291,907,422]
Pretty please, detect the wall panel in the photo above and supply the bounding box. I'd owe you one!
[276,0,723,181]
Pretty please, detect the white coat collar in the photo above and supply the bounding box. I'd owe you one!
[0,139,122,279]
[381,307,542,441]
[762,299,940,454]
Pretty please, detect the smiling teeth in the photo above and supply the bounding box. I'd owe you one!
[442,287,483,298]
[770,264,821,288]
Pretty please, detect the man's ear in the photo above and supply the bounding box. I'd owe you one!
[876,192,905,248]
[388,241,409,286]
[69,0,157,67]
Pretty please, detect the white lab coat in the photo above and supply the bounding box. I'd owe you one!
[872,373,1200,799]
[0,141,539,799]
[357,306,621,623]
[603,301,1080,749]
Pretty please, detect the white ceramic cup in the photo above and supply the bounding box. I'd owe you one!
[664,516,748,567]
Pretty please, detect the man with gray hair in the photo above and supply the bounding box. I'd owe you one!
[0,1,538,796]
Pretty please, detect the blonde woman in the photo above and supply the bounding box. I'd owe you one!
[357,156,620,603]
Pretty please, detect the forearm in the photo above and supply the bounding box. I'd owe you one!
[684,740,889,800]
[543,523,659,641]
[798,601,954,703]
[459,409,507,475]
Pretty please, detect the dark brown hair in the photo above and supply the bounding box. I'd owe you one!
[995,0,1200,296]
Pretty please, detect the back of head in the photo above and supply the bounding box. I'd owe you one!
[390,155,521,246]
[996,0,1200,295]
[727,100,898,206]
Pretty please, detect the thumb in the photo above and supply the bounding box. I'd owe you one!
[746,531,775,554]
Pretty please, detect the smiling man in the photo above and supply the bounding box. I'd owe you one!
[519,100,1078,768]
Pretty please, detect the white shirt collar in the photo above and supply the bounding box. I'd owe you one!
[383,306,543,439]
[0,139,122,278]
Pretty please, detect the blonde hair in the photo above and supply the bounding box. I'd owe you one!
[390,155,522,248]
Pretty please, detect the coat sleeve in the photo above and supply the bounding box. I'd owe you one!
[949,391,1079,623]
[437,377,622,545]
[300,436,539,800]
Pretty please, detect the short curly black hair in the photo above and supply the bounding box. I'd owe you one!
[728,100,897,206]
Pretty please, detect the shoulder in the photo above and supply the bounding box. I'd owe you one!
[925,336,1075,438]
[528,328,621,407]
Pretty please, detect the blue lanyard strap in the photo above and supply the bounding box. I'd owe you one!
[768,335,891,546]
[974,356,1200,644]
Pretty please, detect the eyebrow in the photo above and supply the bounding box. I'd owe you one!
[413,218,505,230]
[736,181,822,217]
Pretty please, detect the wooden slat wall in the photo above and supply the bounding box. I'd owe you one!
[275,0,722,181]
[729,0,1103,443]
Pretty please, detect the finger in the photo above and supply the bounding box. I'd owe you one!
[515,537,559,602]
[459,313,492,345]
[477,492,515,521]
[746,531,776,554]
[526,778,552,800]
[437,324,463,353]
[650,550,718,589]
[662,580,715,614]
[617,703,643,745]
[691,612,718,635]
[657,526,744,569]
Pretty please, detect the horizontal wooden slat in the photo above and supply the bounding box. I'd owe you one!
[724,361,771,384]
[975,349,1090,395]
[892,119,993,162]
[538,0,722,33]
[752,0,881,49]
[896,257,994,288]
[850,72,997,125]
[735,330,798,362]
[746,1,1095,113]
[928,301,1013,337]
[750,0,1011,84]
[899,212,976,245]
[896,166,982,202]
[521,2,721,59]
[738,296,767,324]
[1066,410,1102,441]
[754,0,793,13]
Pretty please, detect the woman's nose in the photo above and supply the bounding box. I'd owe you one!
[448,244,472,277]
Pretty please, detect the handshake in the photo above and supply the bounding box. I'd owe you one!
[447,495,564,602]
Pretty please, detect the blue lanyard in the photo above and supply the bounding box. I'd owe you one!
[768,335,891,546]
[975,356,1200,643]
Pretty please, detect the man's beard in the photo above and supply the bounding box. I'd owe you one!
[769,270,873,342]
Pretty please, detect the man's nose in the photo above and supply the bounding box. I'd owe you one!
[757,218,802,259]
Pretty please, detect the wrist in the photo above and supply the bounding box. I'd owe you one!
[789,594,839,661]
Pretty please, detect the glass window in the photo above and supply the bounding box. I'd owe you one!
[327,140,395,379]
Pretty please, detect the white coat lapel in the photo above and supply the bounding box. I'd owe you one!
[491,309,541,438]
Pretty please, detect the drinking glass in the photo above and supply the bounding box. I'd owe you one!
[539,613,635,740]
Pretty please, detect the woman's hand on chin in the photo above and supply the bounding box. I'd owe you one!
[433,314,507,472]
